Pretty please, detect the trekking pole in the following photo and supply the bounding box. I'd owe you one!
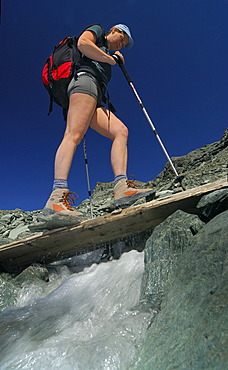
[83,136,94,218]
[112,55,185,189]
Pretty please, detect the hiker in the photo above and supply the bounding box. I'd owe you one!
[43,24,154,217]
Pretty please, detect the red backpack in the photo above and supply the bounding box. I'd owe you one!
[42,35,81,118]
[42,25,105,119]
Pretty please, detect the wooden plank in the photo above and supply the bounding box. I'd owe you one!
[0,178,227,272]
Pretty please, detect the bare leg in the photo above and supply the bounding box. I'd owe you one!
[54,93,97,180]
[90,107,128,176]
[45,95,129,216]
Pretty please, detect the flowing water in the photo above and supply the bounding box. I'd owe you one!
[0,250,151,369]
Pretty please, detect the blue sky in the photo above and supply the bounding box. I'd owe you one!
[1,0,227,211]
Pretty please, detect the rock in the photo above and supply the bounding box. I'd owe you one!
[0,266,49,313]
[29,213,85,231]
[0,273,20,312]
[147,128,228,191]
[131,210,228,369]
[197,188,228,221]
[0,214,14,223]
[141,210,205,310]
[2,230,11,238]
[96,198,115,212]
[0,237,13,246]
[9,225,29,240]
[48,249,105,273]
[155,189,175,198]
[15,265,49,284]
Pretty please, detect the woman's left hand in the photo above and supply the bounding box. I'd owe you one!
[113,51,124,64]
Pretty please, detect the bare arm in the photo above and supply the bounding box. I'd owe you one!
[78,30,117,65]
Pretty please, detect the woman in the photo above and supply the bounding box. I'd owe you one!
[43,24,154,217]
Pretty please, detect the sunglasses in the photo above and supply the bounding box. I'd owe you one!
[116,28,126,35]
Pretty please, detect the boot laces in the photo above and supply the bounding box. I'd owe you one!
[60,191,78,211]
[126,175,138,189]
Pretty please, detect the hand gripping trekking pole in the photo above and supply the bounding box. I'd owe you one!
[112,54,185,189]
[83,136,94,218]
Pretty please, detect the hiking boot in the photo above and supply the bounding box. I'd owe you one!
[114,178,155,207]
[42,188,84,217]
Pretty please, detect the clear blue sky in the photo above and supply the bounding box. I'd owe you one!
[1,0,227,211]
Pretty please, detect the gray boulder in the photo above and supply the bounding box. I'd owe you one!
[197,188,228,221]
[131,206,228,369]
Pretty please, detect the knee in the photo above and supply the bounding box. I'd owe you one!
[118,124,128,140]
[63,130,83,147]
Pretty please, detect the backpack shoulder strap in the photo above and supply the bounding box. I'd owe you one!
[79,24,105,46]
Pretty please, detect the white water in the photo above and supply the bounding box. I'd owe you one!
[0,250,151,369]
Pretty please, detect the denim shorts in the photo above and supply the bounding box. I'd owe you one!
[67,72,103,106]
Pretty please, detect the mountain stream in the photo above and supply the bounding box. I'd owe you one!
[0,250,151,369]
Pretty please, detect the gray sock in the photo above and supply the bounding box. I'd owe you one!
[114,174,127,185]
[52,179,68,191]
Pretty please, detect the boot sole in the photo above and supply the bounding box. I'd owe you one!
[115,190,155,208]
[42,207,84,218]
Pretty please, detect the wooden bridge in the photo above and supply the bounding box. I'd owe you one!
[0,178,227,273]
